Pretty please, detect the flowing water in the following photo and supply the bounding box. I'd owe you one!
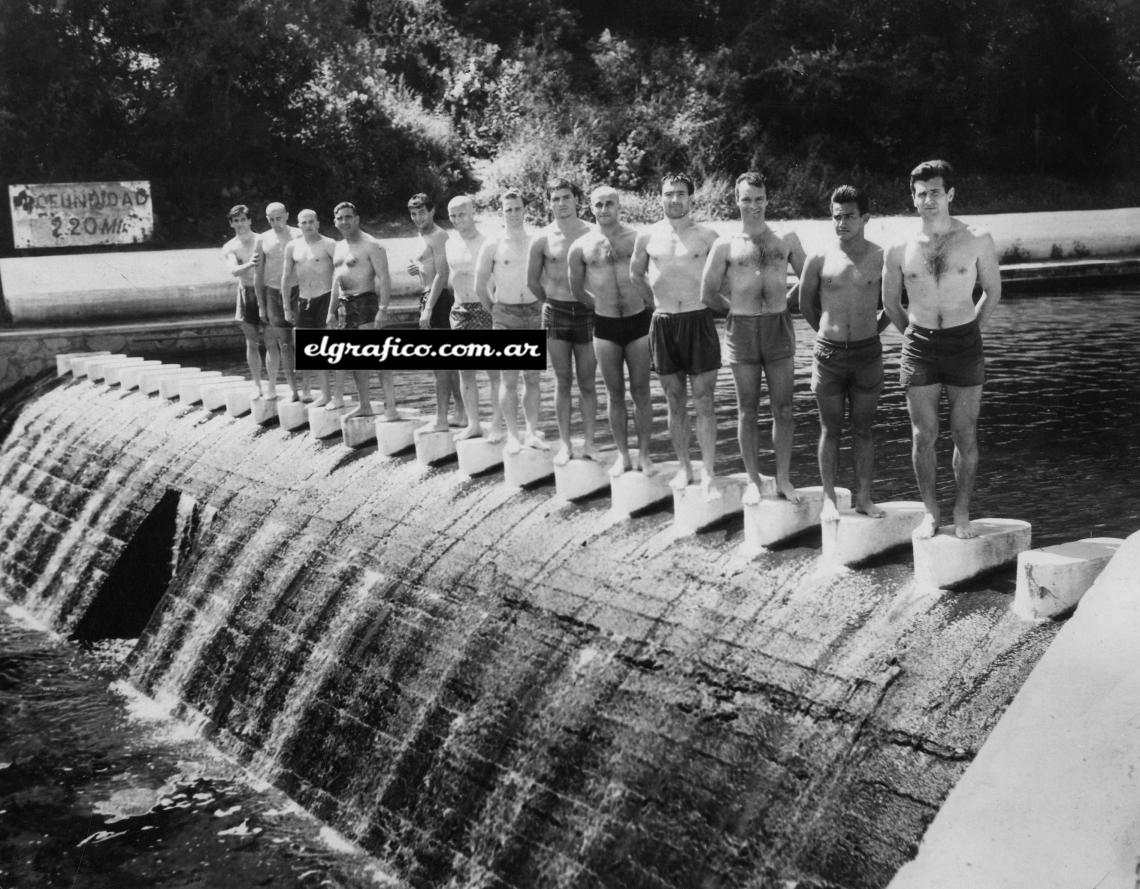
[0,287,1136,888]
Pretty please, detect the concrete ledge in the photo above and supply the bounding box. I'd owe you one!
[375,412,422,456]
[822,500,926,567]
[128,363,180,392]
[74,352,120,378]
[225,387,253,417]
[456,430,505,477]
[554,449,614,501]
[106,359,161,385]
[160,370,221,400]
[503,445,555,488]
[888,530,1140,889]
[609,455,678,518]
[56,350,111,376]
[672,470,749,535]
[277,399,310,432]
[309,404,347,439]
[87,354,145,381]
[743,486,850,550]
[912,518,1032,588]
[201,380,252,411]
[251,396,279,426]
[143,366,200,396]
[179,373,243,404]
[414,425,457,466]
[341,411,376,448]
[1014,537,1124,619]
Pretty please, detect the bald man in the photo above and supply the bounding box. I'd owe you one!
[282,208,335,404]
[255,201,301,400]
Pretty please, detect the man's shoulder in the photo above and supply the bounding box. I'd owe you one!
[289,226,302,239]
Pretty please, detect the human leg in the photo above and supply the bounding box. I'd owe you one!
[815,391,846,521]
[730,362,765,501]
[595,337,630,473]
[690,368,720,494]
[947,383,983,538]
[626,335,655,474]
[906,384,942,537]
[765,357,799,502]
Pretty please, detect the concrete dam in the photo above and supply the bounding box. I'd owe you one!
[0,368,1061,888]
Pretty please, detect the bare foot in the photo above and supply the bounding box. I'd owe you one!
[700,467,722,501]
[453,425,482,441]
[252,385,264,399]
[450,411,468,428]
[776,479,801,504]
[636,453,656,476]
[383,407,400,422]
[486,424,505,444]
[820,497,841,522]
[285,391,298,403]
[504,435,522,455]
[953,508,978,539]
[311,394,330,408]
[428,420,450,432]
[742,483,762,506]
[669,467,694,491]
[345,404,374,420]
[263,394,279,403]
[523,431,550,451]
[608,454,632,479]
[580,442,601,462]
[553,444,572,467]
[300,388,312,402]
[914,513,939,540]
[327,397,345,411]
[855,498,886,518]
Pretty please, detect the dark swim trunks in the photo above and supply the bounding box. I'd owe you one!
[421,287,455,330]
[594,307,653,347]
[725,311,795,365]
[265,285,299,328]
[235,283,261,326]
[811,334,883,397]
[900,319,985,388]
[340,291,379,330]
[543,299,594,344]
[450,300,493,330]
[649,308,721,377]
[296,292,332,329]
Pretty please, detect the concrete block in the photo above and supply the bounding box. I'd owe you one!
[251,396,280,426]
[554,449,615,501]
[414,425,457,466]
[609,454,679,517]
[201,380,253,411]
[68,351,115,378]
[341,410,377,448]
[140,366,194,395]
[374,411,422,456]
[743,485,851,550]
[456,428,505,476]
[225,387,254,417]
[87,355,145,382]
[913,518,1032,588]
[672,469,750,535]
[277,398,311,431]
[178,374,243,404]
[1014,537,1123,619]
[503,445,555,488]
[105,359,161,386]
[309,403,348,439]
[121,362,174,390]
[57,351,111,376]
[160,370,221,399]
[821,500,927,567]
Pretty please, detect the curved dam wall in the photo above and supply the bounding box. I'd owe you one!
[0,378,1059,888]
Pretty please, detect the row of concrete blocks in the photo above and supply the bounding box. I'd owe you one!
[58,351,1122,619]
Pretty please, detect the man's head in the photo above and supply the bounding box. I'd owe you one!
[589,186,620,227]
[660,172,695,219]
[333,201,359,236]
[448,196,476,236]
[298,209,320,238]
[227,204,251,233]
[829,185,870,241]
[499,190,526,230]
[909,159,955,216]
[265,201,288,232]
[407,193,435,232]
[734,172,768,221]
[546,177,581,220]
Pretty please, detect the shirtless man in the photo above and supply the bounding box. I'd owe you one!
[447,195,502,441]
[220,204,266,397]
[407,193,463,430]
[329,201,397,421]
[282,208,335,405]
[527,178,597,465]
[882,159,1002,540]
[475,190,545,453]
[568,186,653,476]
[800,185,890,520]
[631,173,720,493]
[702,171,806,503]
[255,201,301,401]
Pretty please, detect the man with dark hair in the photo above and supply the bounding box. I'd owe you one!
[701,171,806,503]
[569,185,654,476]
[800,185,889,520]
[330,201,398,421]
[632,172,721,494]
[882,159,1002,539]
[282,208,335,405]
[475,189,545,452]
[256,201,301,401]
[220,204,266,398]
[527,176,598,465]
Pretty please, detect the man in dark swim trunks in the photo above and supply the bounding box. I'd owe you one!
[220,204,266,399]
[882,160,1003,540]
[256,201,301,401]
[800,185,890,521]
[568,186,654,476]
[282,208,335,404]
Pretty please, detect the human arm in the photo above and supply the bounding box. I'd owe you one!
[372,242,391,327]
[628,231,654,306]
[798,253,824,331]
[881,244,909,333]
[474,241,496,311]
[281,243,296,324]
[526,237,548,303]
[784,232,806,313]
[973,231,1002,328]
[420,233,449,329]
[566,240,594,309]
[700,240,732,315]
[252,237,267,319]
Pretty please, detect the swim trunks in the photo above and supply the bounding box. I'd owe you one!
[265,285,299,328]
[420,287,455,330]
[900,319,985,388]
[725,311,795,365]
[649,308,721,376]
[811,334,883,397]
[450,300,493,330]
[296,292,331,329]
[492,300,542,330]
[235,283,261,326]
[594,307,653,347]
[340,291,379,330]
[543,299,594,344]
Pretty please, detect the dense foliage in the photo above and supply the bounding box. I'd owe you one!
[1,0,1138,246]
